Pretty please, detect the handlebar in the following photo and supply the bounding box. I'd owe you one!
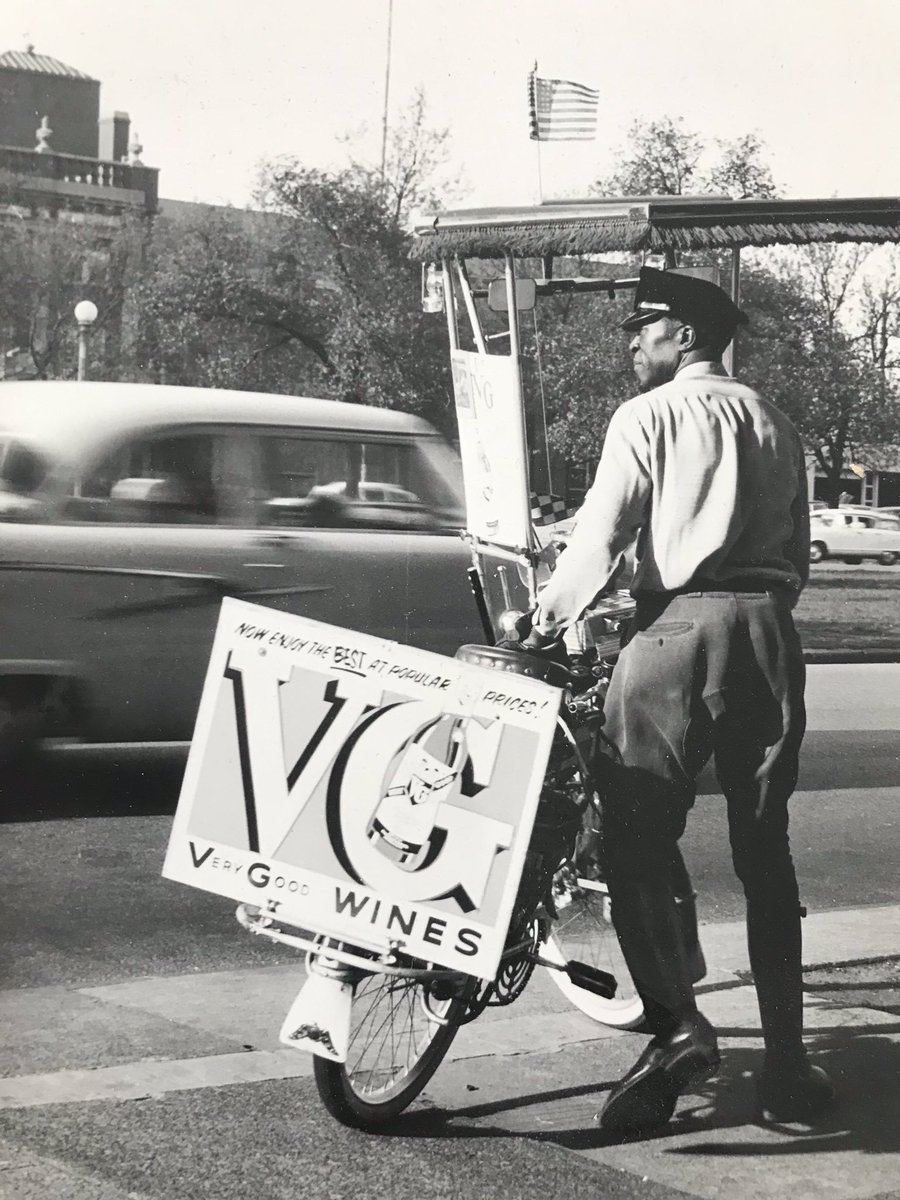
[565,675,609,714]
[454,643,617,702]
[454,643,572,687]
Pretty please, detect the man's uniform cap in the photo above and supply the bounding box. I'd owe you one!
[620,266,748,336]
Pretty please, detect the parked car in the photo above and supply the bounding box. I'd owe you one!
[809,508,900,564]
[0,382,483,759]
[309,480,422,504]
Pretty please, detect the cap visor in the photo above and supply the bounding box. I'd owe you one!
[620,309,666,331]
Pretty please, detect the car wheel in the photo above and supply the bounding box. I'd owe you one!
[0,675,80,767]
[0,683,45,767]
[878,551,898,565]
[809,541,827,563]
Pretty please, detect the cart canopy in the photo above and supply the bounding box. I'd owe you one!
[411,195,900,261]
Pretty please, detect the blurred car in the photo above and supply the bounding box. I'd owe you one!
[875,505,900,519]
[0,381,483,760]
[809,508,900,564]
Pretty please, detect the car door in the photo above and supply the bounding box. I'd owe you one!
[870,516,900,560]
[2,424,335,744]
[825,512,855,555]
[237,426,482,658]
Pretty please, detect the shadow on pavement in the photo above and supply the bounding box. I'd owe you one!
[383,1026,900,1160]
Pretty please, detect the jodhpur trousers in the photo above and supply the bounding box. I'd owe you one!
[596,589,807,1037]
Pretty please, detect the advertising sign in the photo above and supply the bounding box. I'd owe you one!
[163,598,560,979]
[450,348,533,550]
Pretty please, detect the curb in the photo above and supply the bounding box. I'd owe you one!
[804,649,900,664]
[696,904,900,979]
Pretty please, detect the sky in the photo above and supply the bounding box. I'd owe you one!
[3,0,899,211]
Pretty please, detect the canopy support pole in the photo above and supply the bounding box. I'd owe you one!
[504,251,538,604]
[456,259,487,354]
[724,247,741,375]
[441,258,459,351]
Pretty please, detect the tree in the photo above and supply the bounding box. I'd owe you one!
[254,89,462,429]
[118,90,461,428]
[593,118,779,199]
[524,283,635,475]
[589,117,900,504]
[349,85,462,229]
[857,248,900,384]
[0,213,143,380]
[594,118,703,197]
[739,246,900,504]
[106,93,461,426]
[130,205,335,395]
[544,120,781,482]
[705,133,778,200]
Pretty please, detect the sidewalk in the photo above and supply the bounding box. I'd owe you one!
[2,904,899,1199]
[427,903,900,1200]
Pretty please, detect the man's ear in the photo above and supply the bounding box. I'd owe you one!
[678,323,698,351]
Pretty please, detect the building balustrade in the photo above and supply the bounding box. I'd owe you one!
[0,144,158,213]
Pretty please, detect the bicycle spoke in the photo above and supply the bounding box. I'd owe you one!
[343,973,437,1097]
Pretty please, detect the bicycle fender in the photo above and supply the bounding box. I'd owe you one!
[279,973,353,1062]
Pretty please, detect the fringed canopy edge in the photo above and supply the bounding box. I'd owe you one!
[409,197,900,261]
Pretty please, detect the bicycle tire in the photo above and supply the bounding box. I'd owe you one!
[313,968,476,1128]
[540,869,645,1029]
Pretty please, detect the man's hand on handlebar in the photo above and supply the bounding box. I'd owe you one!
[495,611,571,670]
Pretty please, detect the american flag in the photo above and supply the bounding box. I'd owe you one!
[528,71,599,142]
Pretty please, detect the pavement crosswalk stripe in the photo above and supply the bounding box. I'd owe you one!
[0,1007,629,1111]
[0,1049,313,1109]
[2,904,898,1111]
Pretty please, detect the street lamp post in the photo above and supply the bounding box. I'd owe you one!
[74,300,98,381]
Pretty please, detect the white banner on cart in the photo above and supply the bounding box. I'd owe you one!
[450,349,532,549]
[163,598,559,978]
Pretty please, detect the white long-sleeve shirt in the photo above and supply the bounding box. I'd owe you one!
[534,361,810,638]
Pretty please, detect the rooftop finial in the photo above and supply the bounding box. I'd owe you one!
[26,42,35,54]
[35,115,52,153]
[128,132,144,166]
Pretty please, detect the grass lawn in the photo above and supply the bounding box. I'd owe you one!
[796,562,900,652]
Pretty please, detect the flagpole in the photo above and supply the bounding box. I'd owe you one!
[380,0,394,177]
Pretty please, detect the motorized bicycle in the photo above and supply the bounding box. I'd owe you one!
[234,607,650,1130]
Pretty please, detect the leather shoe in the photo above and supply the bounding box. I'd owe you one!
[756,1062,837,1123]
[598,1013,720,1135]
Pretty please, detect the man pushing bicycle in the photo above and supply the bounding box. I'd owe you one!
[511,267,837,1135]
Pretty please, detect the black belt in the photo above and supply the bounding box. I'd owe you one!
[637,578,786,600]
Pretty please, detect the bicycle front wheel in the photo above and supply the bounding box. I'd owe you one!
[313,968,476,1128]
[540,869,645,1029]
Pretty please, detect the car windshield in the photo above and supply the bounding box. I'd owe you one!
[0,437,48,495]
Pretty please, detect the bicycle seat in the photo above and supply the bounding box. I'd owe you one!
[454,644,572,688]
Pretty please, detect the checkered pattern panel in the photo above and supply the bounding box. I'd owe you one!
[529,492,572,526]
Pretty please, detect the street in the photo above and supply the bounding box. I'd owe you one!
[2,7,899,1198]
[0,664,898,1199]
